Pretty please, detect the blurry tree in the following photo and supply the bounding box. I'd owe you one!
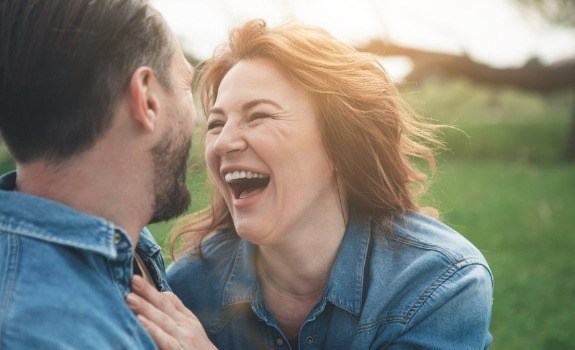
[359,0,575,160]
[514,0,575,159]
[515,0,575,26]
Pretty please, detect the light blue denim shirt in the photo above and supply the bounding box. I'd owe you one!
[168,211,493,349]
[0,171,169,349]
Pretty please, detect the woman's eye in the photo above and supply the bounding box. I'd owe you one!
[207,120,224,131]
[249,112,271,122]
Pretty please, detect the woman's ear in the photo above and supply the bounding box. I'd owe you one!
[128,66,161,132]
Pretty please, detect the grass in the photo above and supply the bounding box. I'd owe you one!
[427,160,575,349]
[1,78,573,349]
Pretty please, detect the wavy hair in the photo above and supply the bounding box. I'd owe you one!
[171,19,441,257]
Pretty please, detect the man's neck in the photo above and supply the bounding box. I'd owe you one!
[16,155,152,245]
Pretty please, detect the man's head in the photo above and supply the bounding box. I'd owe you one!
[0,0,196,223]
[0,0,174,163]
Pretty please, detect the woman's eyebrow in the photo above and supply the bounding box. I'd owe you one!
[209,99,283,116]
[242,99,282,112]
[208,107,225,116]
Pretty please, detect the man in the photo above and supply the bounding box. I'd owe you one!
[0,0,197,348]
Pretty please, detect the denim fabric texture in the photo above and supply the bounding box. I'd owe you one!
[168,211,493,350]
[0,171,169,349]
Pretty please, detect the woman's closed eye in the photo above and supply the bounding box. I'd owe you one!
[207,119,225,132]
[248,112,272,125]
[207,111,273,133]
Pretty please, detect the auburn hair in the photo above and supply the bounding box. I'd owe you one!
[170,19,441,258]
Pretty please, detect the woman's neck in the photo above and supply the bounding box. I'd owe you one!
[256,217,347,340]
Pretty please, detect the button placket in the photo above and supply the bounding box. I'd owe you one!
[305,336,314,345]
[110,230,133,295]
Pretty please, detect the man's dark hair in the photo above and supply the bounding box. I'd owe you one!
[0,0,174,162]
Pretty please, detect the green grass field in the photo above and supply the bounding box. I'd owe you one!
[1,79,573,349]
[428,160,575,349]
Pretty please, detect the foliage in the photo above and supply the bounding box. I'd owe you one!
[515,0,575,26]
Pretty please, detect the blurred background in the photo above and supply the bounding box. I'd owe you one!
[1,0,574,348]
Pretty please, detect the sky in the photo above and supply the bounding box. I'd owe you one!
[152,0,575,79]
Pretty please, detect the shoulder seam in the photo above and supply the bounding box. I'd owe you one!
[355,259,491,333]
[405,260,492,325]
[385,231,484,265]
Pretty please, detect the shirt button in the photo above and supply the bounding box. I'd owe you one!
[305,336,314,344]
[275,338,284,346]
[114,232,121,244]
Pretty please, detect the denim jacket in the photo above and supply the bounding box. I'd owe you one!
[0,171,169,349]
[168,212,493,349]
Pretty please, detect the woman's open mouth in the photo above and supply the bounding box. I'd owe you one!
[224,171,270,199]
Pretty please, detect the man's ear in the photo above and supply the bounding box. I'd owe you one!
[128,67,161,132]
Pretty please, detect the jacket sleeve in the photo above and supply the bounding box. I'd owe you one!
[385,262,494,350]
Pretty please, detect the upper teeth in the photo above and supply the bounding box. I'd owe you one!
[224,171,268,182]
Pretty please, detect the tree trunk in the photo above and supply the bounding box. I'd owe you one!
[357,40,575,162]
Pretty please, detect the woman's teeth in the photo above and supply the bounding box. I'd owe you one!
[224,171,268,182]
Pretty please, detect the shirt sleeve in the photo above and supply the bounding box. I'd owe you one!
[385,262,494,350]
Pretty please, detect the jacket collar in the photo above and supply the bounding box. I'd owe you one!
[137,227,162,260]
[325,214,371,316]
[221,213,371,316]
[222,239,259,306]
[0,171,158,259]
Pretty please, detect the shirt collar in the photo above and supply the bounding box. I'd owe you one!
[222,239,259,307]
[137,226,162,259]
[324,214,371,316]
[0,171,131,259]
[221,213,372,316]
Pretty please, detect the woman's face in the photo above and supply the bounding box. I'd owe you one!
[205,59,341,246]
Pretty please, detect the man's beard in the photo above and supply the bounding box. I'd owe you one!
[149,128,192,224]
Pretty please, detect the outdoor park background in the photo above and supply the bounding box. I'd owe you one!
[164,75,575,350]
[1,0,574,349]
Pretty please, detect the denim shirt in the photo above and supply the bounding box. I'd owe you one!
[0,171,170,349]
[168,212,493,349]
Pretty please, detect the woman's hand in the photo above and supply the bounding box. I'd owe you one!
[126,275,217,350]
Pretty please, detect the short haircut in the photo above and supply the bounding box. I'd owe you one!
[0,0,174,162]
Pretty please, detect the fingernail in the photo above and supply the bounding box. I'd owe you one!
[132,275,144,291]
[126,293,140,308]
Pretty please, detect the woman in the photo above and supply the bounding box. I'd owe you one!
[128,19,493,349]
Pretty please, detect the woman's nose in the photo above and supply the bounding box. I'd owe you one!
[213,122,248,156]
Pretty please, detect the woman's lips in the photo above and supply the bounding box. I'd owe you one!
[224,170,270,199]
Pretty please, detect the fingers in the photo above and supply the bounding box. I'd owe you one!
[126,276,218,349]
[138,314,182,350]
[163,291,196,318]
[128,294,217,349]
[131,276,179,315]
[126,291,180,335]
[130,276,197,324]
